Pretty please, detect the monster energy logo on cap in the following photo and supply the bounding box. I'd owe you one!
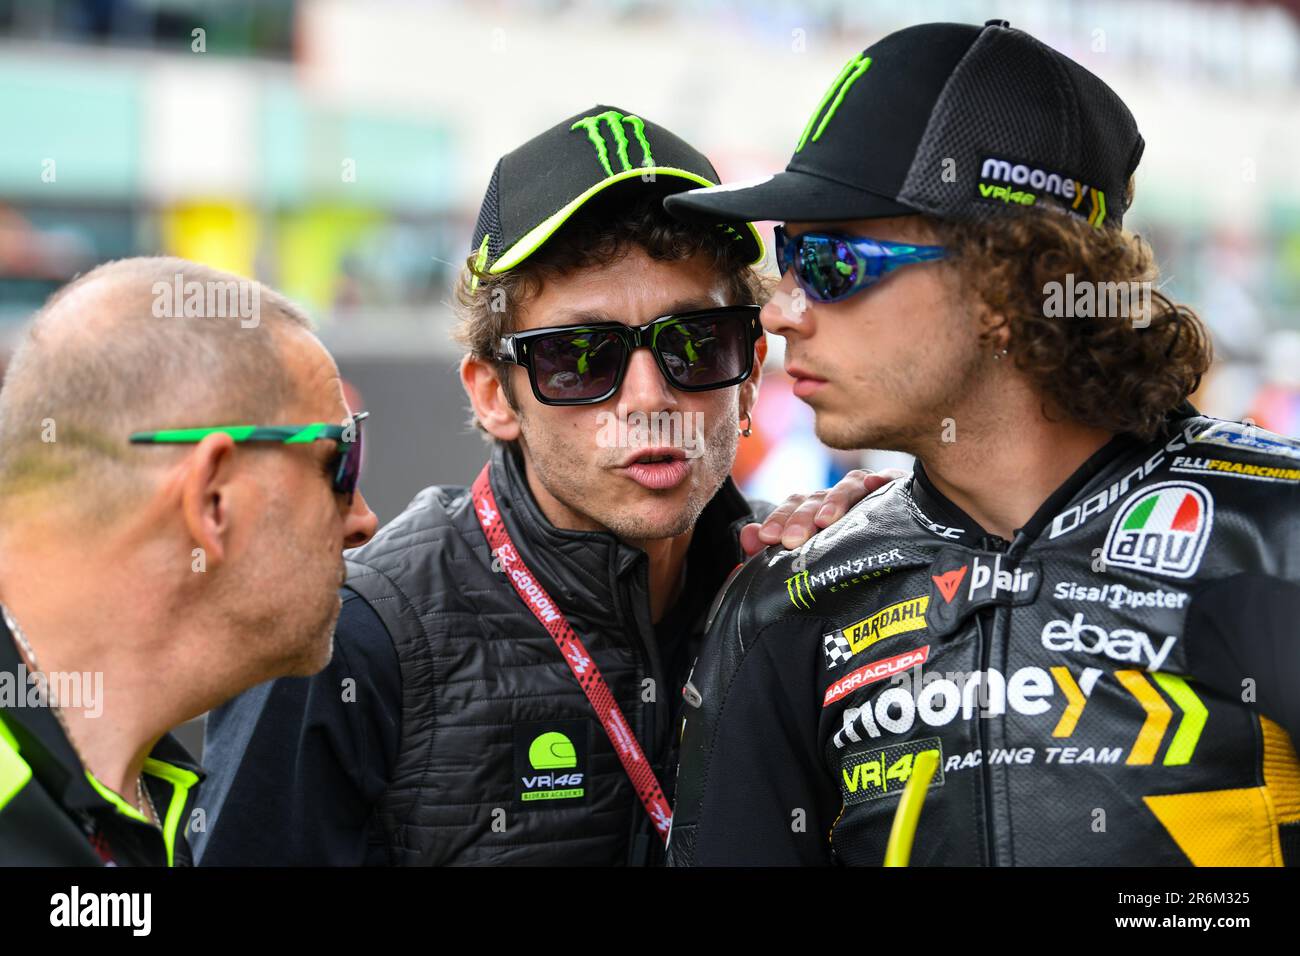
[571,110,655,176]
[469,104,765,283]
[796,52,871,152]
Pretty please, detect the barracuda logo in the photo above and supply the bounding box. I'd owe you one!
[824,646,930,707]
[570,110,654,176]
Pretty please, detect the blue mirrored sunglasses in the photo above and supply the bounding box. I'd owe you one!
[774,226,947,304]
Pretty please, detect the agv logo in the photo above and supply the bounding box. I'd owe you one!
[1102,481,1213,579]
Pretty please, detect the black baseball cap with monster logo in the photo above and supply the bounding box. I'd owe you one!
[468,105,764,285]
[665,20,1145,231]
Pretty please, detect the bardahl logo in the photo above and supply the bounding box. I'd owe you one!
[841,596,930,656]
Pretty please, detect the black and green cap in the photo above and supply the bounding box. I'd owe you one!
[666,20,1144,230]
[469,105,764,282]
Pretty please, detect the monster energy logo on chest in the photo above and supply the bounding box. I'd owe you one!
[797,52,871,152]
[571,110,655,175]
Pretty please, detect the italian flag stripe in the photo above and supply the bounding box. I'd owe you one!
[1124,489,1200,532]
[1123,494,1160,530]
[1170,493,1200,531]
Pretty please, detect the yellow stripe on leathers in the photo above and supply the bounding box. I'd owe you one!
[1143,716,1300,866]
[1049,667,1086,737]
[1115,669,1172,765]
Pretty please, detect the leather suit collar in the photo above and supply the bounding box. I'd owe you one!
[903,414,1192,551]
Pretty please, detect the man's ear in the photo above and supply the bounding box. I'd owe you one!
[461,354,522,442]
[943,259,1007,353]
[740,334,767,419]
[179,432,238,568]
[976,305,1011,353]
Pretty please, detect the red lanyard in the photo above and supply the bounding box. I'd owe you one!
[471,464,672,843]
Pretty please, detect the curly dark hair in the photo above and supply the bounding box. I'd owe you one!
[453,188,768,433]
[929,192,1211,440]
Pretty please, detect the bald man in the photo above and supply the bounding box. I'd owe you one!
[0,257,378,866]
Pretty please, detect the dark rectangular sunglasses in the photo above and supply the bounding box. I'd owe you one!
[495,305,763,406]
[129,410,368,503]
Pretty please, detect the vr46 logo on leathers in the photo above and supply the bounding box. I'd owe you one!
[839,736,945,805]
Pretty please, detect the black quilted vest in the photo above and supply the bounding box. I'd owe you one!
[344,443,763,865]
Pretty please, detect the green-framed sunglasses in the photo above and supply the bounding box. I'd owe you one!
[129,411,369,503]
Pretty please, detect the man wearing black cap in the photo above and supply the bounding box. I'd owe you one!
[194,106,890,866]
[665,21,1300,866]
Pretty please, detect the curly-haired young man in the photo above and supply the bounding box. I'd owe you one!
[664,20,1300,866]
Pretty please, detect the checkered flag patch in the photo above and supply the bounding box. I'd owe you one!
[823,631,853,668]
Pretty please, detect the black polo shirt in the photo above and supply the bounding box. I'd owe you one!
[0,618,204,866]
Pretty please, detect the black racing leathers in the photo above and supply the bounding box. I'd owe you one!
[667,412,1300,866]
